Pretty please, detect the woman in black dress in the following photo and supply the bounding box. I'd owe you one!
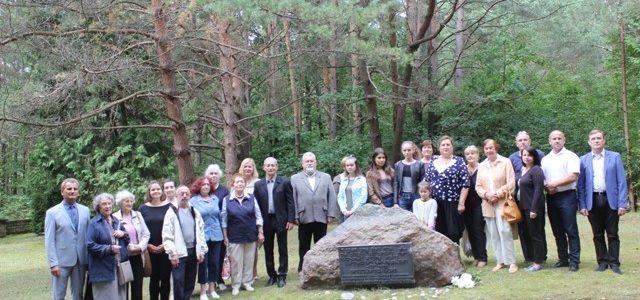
[139,180,172,300]
[463,145,488,267]
[518,147,547,272]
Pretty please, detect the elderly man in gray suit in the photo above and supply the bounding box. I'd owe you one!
[45,178,90,300]
[291,152,338,272]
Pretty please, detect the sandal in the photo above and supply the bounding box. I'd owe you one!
[508,264,518,273]
[492,264,504,272]
[476,261,487,268]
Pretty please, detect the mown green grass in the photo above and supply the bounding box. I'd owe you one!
[2,212,639,299]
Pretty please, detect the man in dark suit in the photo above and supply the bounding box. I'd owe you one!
[253,157,295,287]
[578,129,628,274]
[45,178,90,300]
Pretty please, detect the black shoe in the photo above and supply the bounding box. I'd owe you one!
[568,264,579,272]
[265,276,277,287]
[277,276,286,288]
[553,261,569,268]
[610,265,623,275]
[594,264,608,272]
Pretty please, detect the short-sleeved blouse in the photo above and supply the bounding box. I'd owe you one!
[425,156,470,202]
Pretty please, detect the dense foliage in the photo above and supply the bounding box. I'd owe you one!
[0,0,638,231]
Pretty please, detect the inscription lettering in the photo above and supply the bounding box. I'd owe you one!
[338,243,415,286]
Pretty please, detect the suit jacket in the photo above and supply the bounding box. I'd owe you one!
[45,200,90,268]
[290,171,338,224]
[578,149,628,210]
[254,175,295,232]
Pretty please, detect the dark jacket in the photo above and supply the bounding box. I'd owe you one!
[393,160,425,204]
[518,166,546,214]
[254,175,295,232]
[87,214,129,283]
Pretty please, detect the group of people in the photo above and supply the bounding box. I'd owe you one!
[44,129,628,300]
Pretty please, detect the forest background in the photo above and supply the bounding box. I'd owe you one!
[1,0,639,233]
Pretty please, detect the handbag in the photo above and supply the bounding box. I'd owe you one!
[221,254,231,280]
[117,260,134,285]
[142,250,152,277]
[502,195,522,224]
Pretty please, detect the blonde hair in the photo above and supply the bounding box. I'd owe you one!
[238,158,259,179]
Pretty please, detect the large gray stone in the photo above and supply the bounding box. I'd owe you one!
[300,204,464,289]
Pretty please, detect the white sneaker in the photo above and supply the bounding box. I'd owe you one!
[231,287,240,296]
[243,284,254,292]
[199,294,209,300]
[218,283,227,291]
[209,291,220,299]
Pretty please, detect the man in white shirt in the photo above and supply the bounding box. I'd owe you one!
[541,130,581,272]
[578,130,628,274]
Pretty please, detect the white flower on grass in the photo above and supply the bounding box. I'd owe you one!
[451,272,476,289]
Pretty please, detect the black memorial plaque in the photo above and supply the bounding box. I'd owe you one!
[337,243,415,286]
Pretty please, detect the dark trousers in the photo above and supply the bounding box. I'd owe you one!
[435,200,464,243]
[298,222,327,271]
[217,245,227,285]
[462,204,487,262]
[588,193,620,266]
[172,248,198,300]
[149,251,172,300]
[547,190,580,265]
[517,205,533,262]
[523,209,547,264]
[128,254,144,300]
[264,215,289,279]
[198,241,222,284]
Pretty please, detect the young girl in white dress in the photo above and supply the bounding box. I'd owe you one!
[412,181,437,230]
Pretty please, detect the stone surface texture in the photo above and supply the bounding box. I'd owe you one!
[300,204,464,289]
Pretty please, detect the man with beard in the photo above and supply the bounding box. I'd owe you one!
[290,152,338,272]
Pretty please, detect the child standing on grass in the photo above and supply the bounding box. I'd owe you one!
[413,181,437,230]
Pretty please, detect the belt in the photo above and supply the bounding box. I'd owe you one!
[593,191,607,196]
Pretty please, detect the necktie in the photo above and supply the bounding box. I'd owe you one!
[68,205,79,231]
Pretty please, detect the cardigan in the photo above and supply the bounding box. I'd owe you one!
[475,154,515,218]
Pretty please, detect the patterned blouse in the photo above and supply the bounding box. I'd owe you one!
[425,156,470,202]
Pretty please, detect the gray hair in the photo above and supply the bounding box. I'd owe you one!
[204,164,223,178]
[176,185,190,195]
[93,193,115,212]
[115,190,135,207]
[301,152,316,163]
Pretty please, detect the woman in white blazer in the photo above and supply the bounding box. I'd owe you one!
[114,190,150,300]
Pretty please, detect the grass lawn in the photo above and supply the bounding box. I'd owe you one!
[2,212,639,299]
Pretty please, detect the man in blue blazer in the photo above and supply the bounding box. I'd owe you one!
[578,130,628,274]
[44,178,91,300]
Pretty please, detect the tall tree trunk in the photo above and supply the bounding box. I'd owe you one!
[389,10,404,162]
[454,0,465,87]
[267,17,279,111]
[358,59,382,149]
[350,23,362,134]
[619,16,635,210]
[426,9,440,136]
[216,18,246,178]
[152,0,194,185]
[327,8,338,142]
[283,18,301,156]
[407,0,423,124]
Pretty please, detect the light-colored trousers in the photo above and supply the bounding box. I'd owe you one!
[52,262,85,300]
[485,202,516,265]
[228,242,256,289]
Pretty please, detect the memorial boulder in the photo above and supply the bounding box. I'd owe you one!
[300,204,464,289]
